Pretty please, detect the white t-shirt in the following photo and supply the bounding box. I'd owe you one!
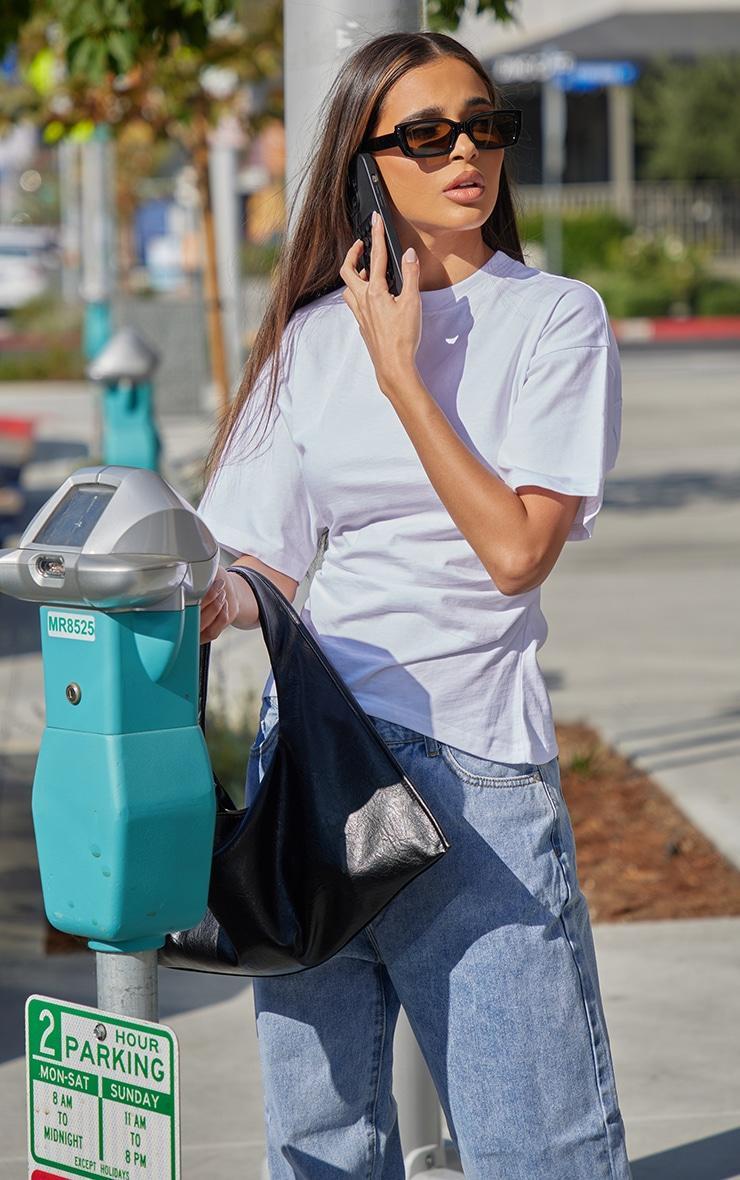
[198,249,621,763]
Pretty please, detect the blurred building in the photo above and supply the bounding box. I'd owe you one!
[458,0,740,253]
[239,119,286,243]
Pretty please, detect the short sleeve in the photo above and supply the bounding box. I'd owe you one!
[197,359,323,583]
[495,284,622,541]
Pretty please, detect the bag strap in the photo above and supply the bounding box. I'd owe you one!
[198,640,211,735]
[225,565,448,840]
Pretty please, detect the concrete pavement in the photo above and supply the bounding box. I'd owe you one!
[541,347,740,871]
[1,348,739,1177]
[2,920,738,1178]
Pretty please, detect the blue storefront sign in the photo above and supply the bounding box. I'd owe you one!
[553,60,639,91]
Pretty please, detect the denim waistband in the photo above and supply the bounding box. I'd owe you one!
[263,694,441,758]
[366,713,440,757]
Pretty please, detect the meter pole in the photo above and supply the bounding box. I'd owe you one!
[96,950,159,1022]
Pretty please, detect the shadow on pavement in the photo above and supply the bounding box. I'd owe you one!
[2,953,250,1065]
[612,706,740,774]
[0,596,39,659]
[604,469,740,512]
[632,1126,740,1179]
[31,439,89,465]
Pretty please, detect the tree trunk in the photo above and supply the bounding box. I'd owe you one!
[192,109,230,414]
[117,205,136,295]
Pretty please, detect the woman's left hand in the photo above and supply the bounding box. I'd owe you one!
[339,212,422,397]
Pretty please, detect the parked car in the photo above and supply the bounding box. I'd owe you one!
[0,226,58,312]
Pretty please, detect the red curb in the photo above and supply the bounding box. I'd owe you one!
[612,316,740,343]
[0,416,35,438]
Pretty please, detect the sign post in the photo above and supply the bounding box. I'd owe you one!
[26,994,180,1180]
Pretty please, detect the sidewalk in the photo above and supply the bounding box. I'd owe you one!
[0,917,737,1179]
[1,352,739,1177]
[540,346,740,872]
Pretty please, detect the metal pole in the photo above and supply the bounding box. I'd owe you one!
[395,1008,443,1152]
[81,125,114,361]
[95,949,159,1021]
[284,0,419,228]
[608,83,634,221]
[208,114,245,394]
[542,77,566,275]
[58,138,81,303]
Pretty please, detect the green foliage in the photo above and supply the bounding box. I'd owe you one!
[634,56,740,183]
[0,0,31,56]
[2,0,517,95]
[694,280,740,316]
[426,0,517,31]
[569,750,595,775]
[0,0,283,138]
[204,685,261,807]
[240,238,282,275]
[53,0,238,78]
[1,295,84,379]
[582,273,677,319]
[9,292,82,333]
[522,210,740,318]
[0,346,85,381]
[519,210,632,276]
[581,232,710,317]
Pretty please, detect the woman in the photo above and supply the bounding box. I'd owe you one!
[197,30,631,1180]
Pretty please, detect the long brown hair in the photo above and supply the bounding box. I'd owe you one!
[203,30,524,484]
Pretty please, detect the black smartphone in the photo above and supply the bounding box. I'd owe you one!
[348,152,405,296]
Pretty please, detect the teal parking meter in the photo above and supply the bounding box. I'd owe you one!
[88,327,162,472]
[0,465,219,953]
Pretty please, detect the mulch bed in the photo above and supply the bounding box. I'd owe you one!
[45,722,740,953]
[556,721,740,922]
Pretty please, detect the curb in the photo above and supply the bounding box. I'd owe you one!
[612,315,740,343]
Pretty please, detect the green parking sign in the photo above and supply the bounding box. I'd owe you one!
[26,995,180,1180]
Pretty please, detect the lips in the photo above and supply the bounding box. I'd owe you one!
[443,170,485,192]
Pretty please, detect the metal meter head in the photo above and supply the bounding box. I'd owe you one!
[0,465,219,954]
[0,464,218,610]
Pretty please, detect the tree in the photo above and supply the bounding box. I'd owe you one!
[1,1,282,411]
[0,0,516,407]
[634,55,740,183]
[427,0,515,28]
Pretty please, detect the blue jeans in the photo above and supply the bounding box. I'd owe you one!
[245,696,633,1180]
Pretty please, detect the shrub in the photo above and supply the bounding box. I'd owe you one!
[519,210,632,276]
[9,293,82,335]
[694,280,740,315]
[241,239,282,276]
[0,345,85,381]
[579,271,676,318]
[204,683,261,808]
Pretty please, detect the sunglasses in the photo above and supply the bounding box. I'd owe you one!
[360,108,522,159]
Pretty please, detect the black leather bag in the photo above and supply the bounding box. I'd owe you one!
[158,565,450,977]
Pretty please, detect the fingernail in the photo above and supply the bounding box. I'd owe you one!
[371,210,379,226]
[404,246,417,262]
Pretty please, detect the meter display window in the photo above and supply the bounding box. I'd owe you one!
[33,485,115,548]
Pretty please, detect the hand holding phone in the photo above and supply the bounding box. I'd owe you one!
[348,153,405,296]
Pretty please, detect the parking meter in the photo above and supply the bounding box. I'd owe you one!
[0,465,219,953]
[88,327,162,472]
